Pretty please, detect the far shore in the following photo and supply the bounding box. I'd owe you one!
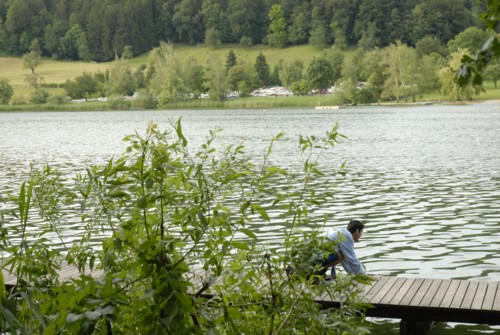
[1,94,500,113]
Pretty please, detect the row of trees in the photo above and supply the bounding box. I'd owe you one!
[0,0,485,61]
[59,28,496,107]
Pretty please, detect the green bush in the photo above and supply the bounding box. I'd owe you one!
[65,72,104,99]
[108,96,131,110]
[290,80,310,96]
[240,36,253,46]
[0,78,14,105]
[329,93,348,106]
[47,93,69,105]
[131,90,157,109]
[0,121,370,334]
[29,89,49,104]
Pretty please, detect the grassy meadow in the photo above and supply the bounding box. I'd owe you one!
[2,44,331,86]
[1,43,500,110]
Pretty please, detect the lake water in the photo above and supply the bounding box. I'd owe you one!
[1,105,499,334]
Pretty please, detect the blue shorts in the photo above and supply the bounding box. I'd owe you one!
[324,253,340,278]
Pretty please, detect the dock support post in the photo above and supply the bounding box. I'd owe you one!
[400,320,435,335]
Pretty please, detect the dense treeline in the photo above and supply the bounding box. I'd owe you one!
[0,0,484,62]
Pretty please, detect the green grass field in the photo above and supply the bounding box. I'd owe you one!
[1,43,500,109]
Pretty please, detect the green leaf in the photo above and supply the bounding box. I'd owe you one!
[239,228,257,239]
[197,211,207,226]
[230,241,249,250]
[240,200,251,213]
[137,196,148,209]
[109,191,130,198]
[0,271,5,304]
[175,118,187,147]
[18,181,25,218]
[251,204,270,221]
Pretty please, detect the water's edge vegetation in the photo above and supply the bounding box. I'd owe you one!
[1,95,498,112]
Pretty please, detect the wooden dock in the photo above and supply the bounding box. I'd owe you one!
[325,276,500,335]
[2,266,499,335]
[315,105,343,110]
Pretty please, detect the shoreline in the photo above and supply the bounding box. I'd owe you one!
[1,98,499,113]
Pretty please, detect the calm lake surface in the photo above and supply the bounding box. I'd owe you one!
[1,105,499,334]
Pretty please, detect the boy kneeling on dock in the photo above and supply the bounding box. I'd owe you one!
[288,219,379,282]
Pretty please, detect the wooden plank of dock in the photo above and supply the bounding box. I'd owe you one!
[418,279,442,307]
[471,282,489,310]
[428,279,451,308]
[379,276,407,304]
[483,282,497,310]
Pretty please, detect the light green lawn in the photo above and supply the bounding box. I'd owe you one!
[1,44,341,84]
[1,57,112,100]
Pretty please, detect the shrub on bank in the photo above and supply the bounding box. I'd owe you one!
[0,121,370,334]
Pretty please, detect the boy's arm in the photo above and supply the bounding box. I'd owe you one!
[339,240,366,275]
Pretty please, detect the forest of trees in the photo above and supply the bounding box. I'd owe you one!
[0,0,486,62]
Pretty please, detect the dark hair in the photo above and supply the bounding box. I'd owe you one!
[347,219,364,233]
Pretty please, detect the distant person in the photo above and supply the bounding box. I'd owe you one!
[322,219,379,281]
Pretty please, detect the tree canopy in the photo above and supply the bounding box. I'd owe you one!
[0,0,485,61]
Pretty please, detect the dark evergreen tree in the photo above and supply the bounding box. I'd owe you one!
[269,63,282,86]
[309,0,334,47]
[121,0,156,57]
[354,0,403,47]
[254,52,270,87]
[331,0,360,46]
[288,3,310,45]
[202,0,233,43]
[157,0,178,42]
[227,0,267,44]
[410,0,476,44]
[59,24,83,60]
[173,0,203,44]
[4,0,48,54]
[84,2,116,61]
[226,49,237,71]
[43,20,68,58]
